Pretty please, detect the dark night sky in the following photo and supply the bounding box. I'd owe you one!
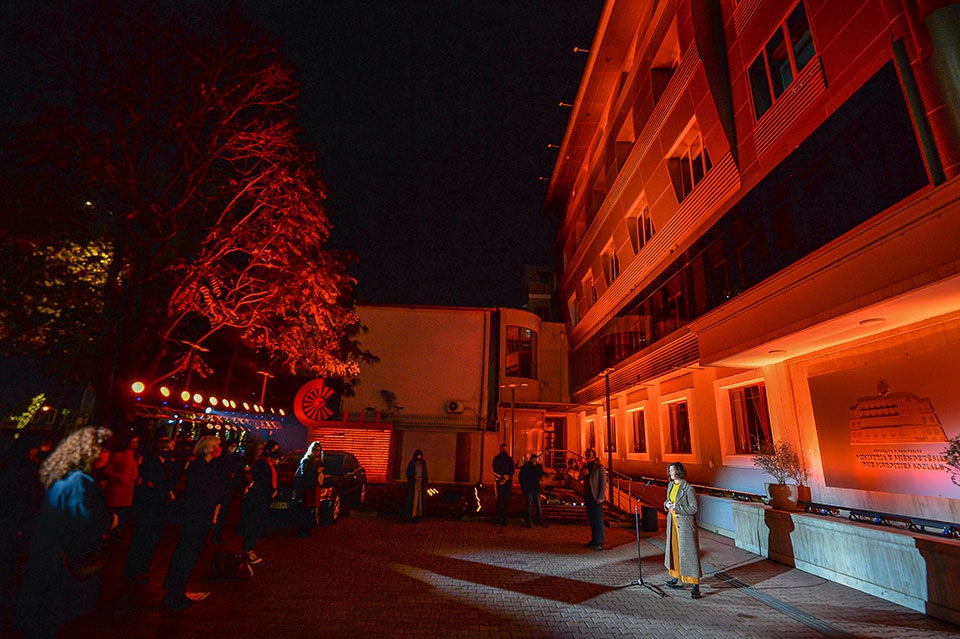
[239,1,602,308]
[0,1,602,309]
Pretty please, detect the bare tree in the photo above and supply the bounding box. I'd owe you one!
[0,1,364,423]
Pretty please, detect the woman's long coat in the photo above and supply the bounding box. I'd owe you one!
[663,479,702,579]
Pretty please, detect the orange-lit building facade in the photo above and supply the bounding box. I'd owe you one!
[332,304,572,484]
[546,0,960,535]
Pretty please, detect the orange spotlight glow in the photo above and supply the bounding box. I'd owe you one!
[243,402,250,411]
[181,391,191,401]
[160,386,171,397]
[131,381,145,394]
[210,397,218,406]
[193,393,203,403]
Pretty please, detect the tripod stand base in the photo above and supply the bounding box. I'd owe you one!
[615,579,668,597]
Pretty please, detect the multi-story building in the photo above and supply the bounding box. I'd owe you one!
[546,0,959,543]
[324,304,572,484]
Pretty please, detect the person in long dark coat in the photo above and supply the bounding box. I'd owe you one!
[518,453,546,527]
[123,437,176,584]
[210,440,246,545]
[161,436,223,611]
[492,444,514,526]
[15,427,115,639]
[237,440,280,564]
[579,448,606,550]
[663,461,703,599]
[404,450,428,522]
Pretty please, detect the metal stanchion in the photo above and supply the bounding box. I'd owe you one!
[615,481,667,597]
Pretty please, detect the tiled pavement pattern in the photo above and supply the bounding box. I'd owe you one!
[51,509,959,639]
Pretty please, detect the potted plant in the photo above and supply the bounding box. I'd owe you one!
[752,440,808,510]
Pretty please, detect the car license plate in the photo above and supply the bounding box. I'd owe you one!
[270,501,288,510]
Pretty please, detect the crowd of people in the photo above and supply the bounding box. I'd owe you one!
[0,428,329,637]
[2,429,706,635]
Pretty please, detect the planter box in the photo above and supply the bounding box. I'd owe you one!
[732,502,960,625]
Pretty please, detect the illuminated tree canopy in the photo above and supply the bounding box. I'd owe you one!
[0,2,365,420]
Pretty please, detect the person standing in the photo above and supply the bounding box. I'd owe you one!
[210,440,245,545]
[123,437,177,584]
[237,440,280,564]
[518,453,547,528]
[294,442,324,536]
[663,462,703,598]
[492,444,514,526]
[161,435,222,611]
[578,448,606,550]
[404,450,428,522]
[15,427,116,639]
[102,434,141,531]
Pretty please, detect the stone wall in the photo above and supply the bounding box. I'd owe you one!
[732,502,960,625]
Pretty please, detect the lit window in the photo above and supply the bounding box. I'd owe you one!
[605,245,620,284]
[668,401,692,454]
[505,326,537,379]
[567,294,580,326]
[749,2,816,120]
[667,124,712,204]
[730,383,772,454]
[628,206,655,254]
[582,272,598,305]
[631,410,646,453]
[605,413,617,453]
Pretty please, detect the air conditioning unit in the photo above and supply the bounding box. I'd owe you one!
[446,400,465,414]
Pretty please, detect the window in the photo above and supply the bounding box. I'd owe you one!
[749,2,816,120]
[605,414,617,453]
[667,401,692,454]
[505,326,537,379]
[582,272,598,305]
[567,294,580,326]
[650,17,680,105]
[604,245,620,284]
[667,123,712,204]
[730,383,772,454]
[628,205,655,254]
[631,410,646,453]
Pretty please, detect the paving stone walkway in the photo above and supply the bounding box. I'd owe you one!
[44,507,960,639]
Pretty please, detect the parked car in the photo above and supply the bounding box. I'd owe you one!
[269,449,367,525]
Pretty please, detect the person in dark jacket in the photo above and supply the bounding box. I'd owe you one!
[210,440,245,545]
[578,448,607,550]
[237,440,280,564]
[294,442,324,536]
[404,450,428,522]
[123,437,176,584]
[492,444,514,526]
[15,427,116,639]
[161,436,222,611]
[518,453,547,528]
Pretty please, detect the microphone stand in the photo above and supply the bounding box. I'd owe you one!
[615,480,667,597]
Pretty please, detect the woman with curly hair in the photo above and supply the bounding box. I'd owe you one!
[15,426,116,639]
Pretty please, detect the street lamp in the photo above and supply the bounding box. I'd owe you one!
[499,382,528,456]
[603,367,615,505]
[256,370,274,407]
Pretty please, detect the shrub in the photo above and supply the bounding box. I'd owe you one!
[752,440,807,485]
